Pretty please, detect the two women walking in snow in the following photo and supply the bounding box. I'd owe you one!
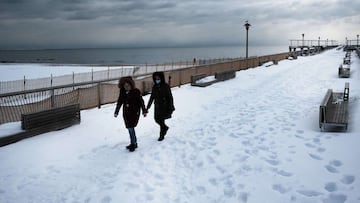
[114,72,174,152]
[114,76,147,152]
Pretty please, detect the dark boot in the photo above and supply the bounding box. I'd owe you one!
[158,126,169,141]
[158,134,165,141]
[163,126,169,136]
[126,143,137,151]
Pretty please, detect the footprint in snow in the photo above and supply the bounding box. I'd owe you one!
[324,182,338,192]
[272,184,291,194]
[224,187,236,197]
[101,196,112,203]
[309,153,323,160]
[265,159,280,166]
[296,190,323,197]
[213,149,220,156]
[275,169,293,177]
[340,175,355,185]
[317,147,326,153]
[209,178,218,186]
[238,192,249,203]
[323,193,347,203]
[196,186,206,194]
[296,130,304,134]
[330,160,342,167]
[305,143,316,148]
[325,165,339,173]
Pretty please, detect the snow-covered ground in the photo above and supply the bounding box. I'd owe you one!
[0,49,360,203]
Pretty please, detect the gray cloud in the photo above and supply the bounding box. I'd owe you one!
[0,0,359,49]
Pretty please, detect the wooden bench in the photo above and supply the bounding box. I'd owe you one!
[22,104,80,131]
[338,64,350,78]
[319,83,349,131]
[0,104,81,147]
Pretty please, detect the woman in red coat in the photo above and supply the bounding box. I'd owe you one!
[114,77,147,152]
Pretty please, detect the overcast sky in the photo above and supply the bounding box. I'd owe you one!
[0,0,359,49]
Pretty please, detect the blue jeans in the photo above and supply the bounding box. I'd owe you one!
[128,128,137,144]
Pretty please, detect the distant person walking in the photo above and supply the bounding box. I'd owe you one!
[147,72,175,141]
[114,77,147,152]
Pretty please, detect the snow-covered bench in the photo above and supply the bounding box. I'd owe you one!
[0,104,81,147]
[21,104,81,131]
[338,64,350,78]
[319,83,349,131]
[343,56,351,65]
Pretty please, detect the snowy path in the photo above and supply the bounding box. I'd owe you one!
[0,49,360,203]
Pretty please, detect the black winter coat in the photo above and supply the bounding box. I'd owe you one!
[115,88,147,128]
[147,83,175,120]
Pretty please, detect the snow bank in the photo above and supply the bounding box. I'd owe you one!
[0,49,360,203]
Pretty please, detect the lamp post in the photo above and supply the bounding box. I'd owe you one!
[357,34,359,47]
[244,20,251,59]
[302,33,305,47]
[345,37,348,46]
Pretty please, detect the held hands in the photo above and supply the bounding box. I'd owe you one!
[143,109,148,117]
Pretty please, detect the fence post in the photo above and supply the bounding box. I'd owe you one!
[23,76,27,99]
[97,82,101,109]
[50,89,55,108]
[72,72,75,90]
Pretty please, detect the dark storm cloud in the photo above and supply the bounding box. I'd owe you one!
[0,0,359,49]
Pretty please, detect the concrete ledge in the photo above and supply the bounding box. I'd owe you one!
[191,70,236,88]
[215,70,236,81]
[191,74,217,87]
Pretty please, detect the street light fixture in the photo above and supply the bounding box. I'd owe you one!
[302,33,305,47]
[244,20,251,59]
[345,37,348,46]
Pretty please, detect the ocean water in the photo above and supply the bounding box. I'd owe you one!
[0,45,289,65]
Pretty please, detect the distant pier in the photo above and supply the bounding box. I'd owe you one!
[289,39,338,55]
[344,39,360,51]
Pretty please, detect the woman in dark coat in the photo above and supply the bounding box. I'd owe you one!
[114,77,147,152]
[146,72,175,141]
